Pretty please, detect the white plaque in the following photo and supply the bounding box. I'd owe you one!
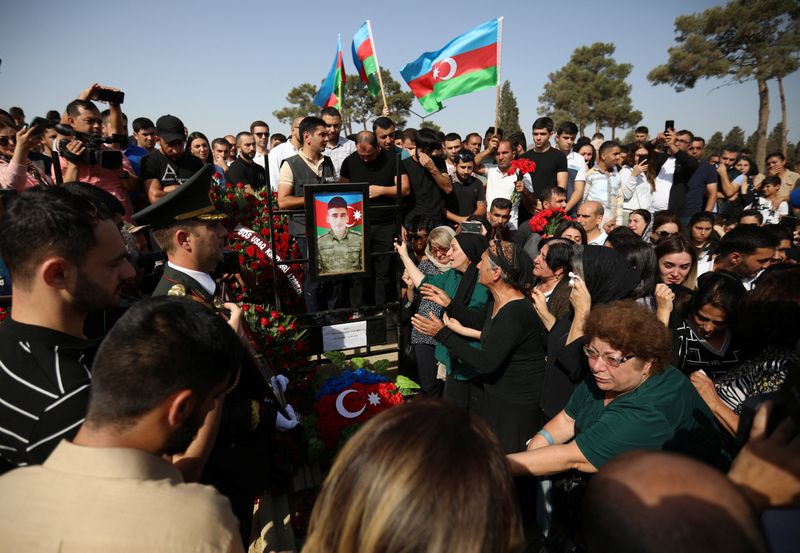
[322,320,368,351]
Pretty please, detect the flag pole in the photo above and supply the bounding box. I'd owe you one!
[494,17,503,135]
[338,34,345,117]
[367,20,388,110]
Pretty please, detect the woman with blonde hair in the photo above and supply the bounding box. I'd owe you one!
[302,401,523,553]
[402,225,455,396]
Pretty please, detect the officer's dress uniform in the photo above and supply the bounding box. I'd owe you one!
[134,165,280,545]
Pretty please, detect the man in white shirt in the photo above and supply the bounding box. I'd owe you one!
[485,139,523,230]
[695,224,778,290]
[250,120,270,170]
[321,107,356,178]
[555,121,587,215]
[577,200,607,245]
[268,116,303,191]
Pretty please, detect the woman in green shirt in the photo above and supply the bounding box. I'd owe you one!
[396,232,489,408]
[507,301,727,476]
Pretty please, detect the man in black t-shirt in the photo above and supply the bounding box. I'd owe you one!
[226,131,267,192]
[519,117,568,199]
[340,131,410,306]
[445,149,486,228]
[402,128,452,225]
[141,115,203,204]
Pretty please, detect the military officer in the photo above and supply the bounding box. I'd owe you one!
[133,164,298,545]
[316,196,363,275]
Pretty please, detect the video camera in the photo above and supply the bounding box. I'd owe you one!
[56,124,128,170]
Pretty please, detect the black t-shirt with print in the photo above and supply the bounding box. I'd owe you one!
[520,147,568,197]
[140,150,204,193]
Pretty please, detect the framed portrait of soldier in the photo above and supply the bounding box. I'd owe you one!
[305,183,370,281]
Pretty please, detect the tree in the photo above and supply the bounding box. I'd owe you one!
[420,120,441,132]
[273,70,414,135]
[497,81,521,136]
[539,43,640,137]
[767,123,785,154]
[723,126,746,149]
[648,0,800,168]
[706,131,724,154]
[341,69,414,135]
[272,83,320,124]
[745,130,759,154]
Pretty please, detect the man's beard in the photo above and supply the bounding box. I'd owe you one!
[73,268,120,313]
[163,407,205,456]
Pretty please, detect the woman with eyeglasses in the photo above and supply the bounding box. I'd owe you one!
[649,210,682,244]
[411,240,547,453]
[507,300,727,477]
[401,226,455,397]
[0,116,53,191]
[395,232,490,407]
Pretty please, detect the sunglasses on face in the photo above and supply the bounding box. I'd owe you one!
[655,230,678,239]
[0,136,17,147]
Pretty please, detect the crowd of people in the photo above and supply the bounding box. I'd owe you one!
[0,85,798,553]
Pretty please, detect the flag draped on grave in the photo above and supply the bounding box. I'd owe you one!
[314,35,346,109]
[400,19,500,112]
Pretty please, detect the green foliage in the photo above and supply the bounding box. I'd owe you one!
[706,131,724,154]
[723,126,746,148]
[497,81,521,136]
[272,83,320,124]
[538,42,639,137]
[341,69,414,135]
[395,375,421,398]
[323,350,347,369]
[420,120,441,132]
[647,0,800,165]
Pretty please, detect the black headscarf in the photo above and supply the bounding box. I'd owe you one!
[452,233,489,306]
[574,245,640,304]
[488,240,534,292]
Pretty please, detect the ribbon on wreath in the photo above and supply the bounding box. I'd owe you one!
[235,224,304,297]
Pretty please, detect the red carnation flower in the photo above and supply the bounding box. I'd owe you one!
[236,182,244,189]
[270,310,280,319]
[245,245,256,257]
[259,317,268,327]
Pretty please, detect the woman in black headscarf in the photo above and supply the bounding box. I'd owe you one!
[540,245,641,420]
[396,232,490,407]
[412,240,547,453]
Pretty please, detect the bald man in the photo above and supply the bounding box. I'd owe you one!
[581,450,768,553]
[268,115,304,191]
[576,200,606,245]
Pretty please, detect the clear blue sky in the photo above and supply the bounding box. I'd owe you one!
[2,0,797,148]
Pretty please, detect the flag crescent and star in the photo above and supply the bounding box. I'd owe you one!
[433,57,458,80]
[335,388,382,418]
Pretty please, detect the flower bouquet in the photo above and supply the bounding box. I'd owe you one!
[528,208,573,238]
[505,158,536,205]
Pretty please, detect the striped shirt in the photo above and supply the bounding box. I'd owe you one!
[0,319,97,470]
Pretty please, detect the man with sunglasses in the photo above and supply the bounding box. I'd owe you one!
[321,106,355,178]
[250,120,270,170]
[445,149,486,228]
[141,114,203,204]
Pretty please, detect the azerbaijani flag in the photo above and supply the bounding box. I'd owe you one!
[351,21,381,96]
[314,35,346,109]
[400,18,500,112]
[314,192,363,237]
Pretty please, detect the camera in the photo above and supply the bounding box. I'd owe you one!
[56,124,127,169]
